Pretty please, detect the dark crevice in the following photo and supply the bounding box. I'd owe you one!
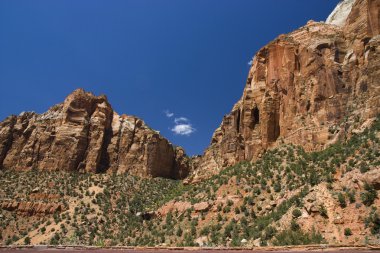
[337,70,343,78]
[306,100,311,112]
[360,82,368,92]
[316,43,330,51]
[268,111,281,143]
[274,112,281,141]
[236,110,241,133]
[74,107,98,172]
[34,140,41,169]
[252,107,260,128]
[0,116,17,169]
[295,53,301,71]
[362,37,371,46]
[97,127,113,173]
[96,107,114,173]
[334,49,346,64]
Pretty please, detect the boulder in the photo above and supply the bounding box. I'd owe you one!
[31,187,40,193]
[193,202,210,212]
[364,168,380,190]
[157,200,192,216]
[195,236,208,247]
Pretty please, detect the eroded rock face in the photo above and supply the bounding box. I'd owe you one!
[0,89,189,179]
[190,0,380,181]
[1,201,63,216]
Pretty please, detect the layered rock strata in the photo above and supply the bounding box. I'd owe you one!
[1,201,63,216]
[190,0,380,181]
[0,89,189,179]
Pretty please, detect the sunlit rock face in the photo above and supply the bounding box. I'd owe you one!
[0,89,190,179]
[326,0,355,27]
[189,0,380,182]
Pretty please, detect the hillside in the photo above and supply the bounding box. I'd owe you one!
[1,117,379,246]
[0,0,379,248]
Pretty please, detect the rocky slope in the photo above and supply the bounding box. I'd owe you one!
[0,89,189,179]
[189,0,380,182]
[1,116,379,246]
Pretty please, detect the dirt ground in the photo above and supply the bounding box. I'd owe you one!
[0,248,380,253]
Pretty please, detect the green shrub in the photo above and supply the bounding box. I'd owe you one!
[361,183,377,206]
[292,209,302,218]
[273,228,325,246]
[344,228,352,236]
[365,211,380,235]
[263,226,277,240]
[290,220,300,231]
[176,227,183,237]
[338,193,346,208]
[319,205,328,218]
[223,206,231,213]
[24,237,31,245]
[50,236,58,245]
[6,238,12,245]
[273,183,281,192]
[347,191,356,203]
[200,226,210,236]
[360,162,369,174]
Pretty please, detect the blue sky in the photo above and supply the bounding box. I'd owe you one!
[0,0,339,156]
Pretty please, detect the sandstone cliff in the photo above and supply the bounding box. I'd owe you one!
[190,0,380,181]
[0,89,189,179]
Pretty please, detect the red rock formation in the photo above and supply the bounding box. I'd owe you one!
[0,89,189,179]
[190,0,380,181]
[1,200,63,216]
[193,202,210,212]
[156,200,192,216]
[29,193,61,200]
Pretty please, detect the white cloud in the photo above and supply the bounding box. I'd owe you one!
[174,117,189,124]
[171,124,195,136]
[165,114,196,136]
[164,110,174,118]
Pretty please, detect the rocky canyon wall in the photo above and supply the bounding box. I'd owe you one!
[189,0,380,182]
[0,89,189,179]
[0,0,379,183]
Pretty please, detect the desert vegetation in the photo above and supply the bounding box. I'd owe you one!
[0,117,379,247]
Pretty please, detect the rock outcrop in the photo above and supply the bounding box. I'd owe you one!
[326,0,355,27]
[1,201,63,216]
[190,0,380,181]
[156,200,192,216]
[0,89,189,179]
